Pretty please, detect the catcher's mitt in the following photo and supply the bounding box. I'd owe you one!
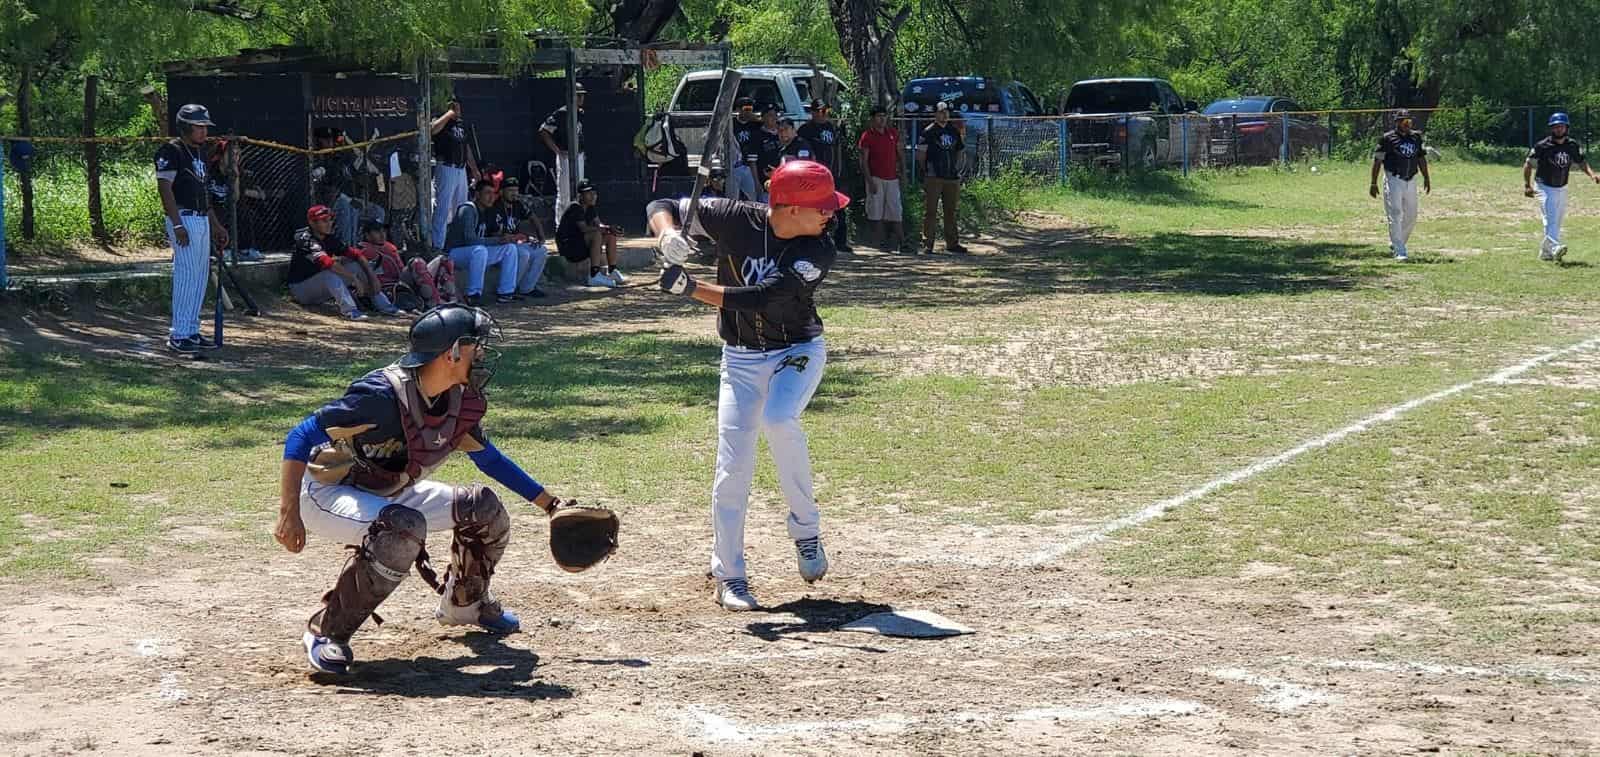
[545,501,619,572]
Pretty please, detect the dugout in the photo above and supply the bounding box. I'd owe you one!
[163,39,728,248]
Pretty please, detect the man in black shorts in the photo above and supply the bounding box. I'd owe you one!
[556,180,624,288]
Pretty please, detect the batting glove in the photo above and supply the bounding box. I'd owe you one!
[657,228,695,266]
[660,265,696,296]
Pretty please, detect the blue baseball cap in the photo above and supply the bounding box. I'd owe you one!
[1549,112,1571,127]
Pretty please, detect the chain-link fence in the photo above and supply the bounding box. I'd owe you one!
[897,106,1594,182]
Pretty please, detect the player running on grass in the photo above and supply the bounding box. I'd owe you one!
[646,160,846,611]
[1523,112,1599,262]
[274,304,573,674]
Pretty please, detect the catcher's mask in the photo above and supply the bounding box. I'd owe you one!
[399,304,502,393]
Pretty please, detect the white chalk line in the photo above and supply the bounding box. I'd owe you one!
[1299,658,1598,685]
[1025,334,1600,566]
[1199,667,1341,713]
[685,698,1207,743]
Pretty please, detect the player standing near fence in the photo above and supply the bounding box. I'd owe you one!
[1369,109,1431,261]
[155,103,229,355]
[647,160,846,611]
[430,99,479,251]
[540,83,587,225]
[1523,112,1599,262]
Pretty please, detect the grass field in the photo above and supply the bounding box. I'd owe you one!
[3,153,1598,754]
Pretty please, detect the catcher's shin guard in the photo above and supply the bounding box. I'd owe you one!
[442,485,510,608]
[309,504,426,643]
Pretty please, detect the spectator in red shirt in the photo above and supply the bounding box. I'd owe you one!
[858,105,903,250]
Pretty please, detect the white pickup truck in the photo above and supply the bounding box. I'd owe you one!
[660,65,848,170]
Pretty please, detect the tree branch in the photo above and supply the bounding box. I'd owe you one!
[191,2,262,21]
[936,0,979,53]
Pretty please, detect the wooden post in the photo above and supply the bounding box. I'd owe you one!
[565,48,580,202]
[416,56,434,250]
[19,62,35,240]
[85,74,107,240]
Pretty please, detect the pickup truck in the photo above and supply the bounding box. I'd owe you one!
[659,65,847,172]
[901,76,1056,178]
[1062,78,1205,168]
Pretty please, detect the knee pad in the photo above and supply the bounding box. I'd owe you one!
[365,504,427,580]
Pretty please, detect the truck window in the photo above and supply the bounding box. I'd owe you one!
[1017,84,1044,115]
[1065,82,1161,114]
[676,77,781,112]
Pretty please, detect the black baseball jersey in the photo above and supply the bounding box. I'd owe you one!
[755,128,785,177]
[556,202,598,254]
[796,121,841,170]
[313,368,489,477]
[921,123,964,180]
[541,106,585,152]
[434,118,471,166]
[649,197,835,350]
[780,136,815,164]
[498,197,540,241]
[154,140,210,212]
[735,120,765,166]
[1374,130,1425,180]
[1529,137,1587,188]
[288,227,349,285]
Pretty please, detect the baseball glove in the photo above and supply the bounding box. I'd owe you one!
[545,500,619,572]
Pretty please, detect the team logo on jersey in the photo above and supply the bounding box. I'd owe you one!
[819,130,836,145]
[362,438,405,459]
[741,256,778,284]
[1395,141,1417,157]
[793,260,823,282]
[156,156,170,170]
[1554,152,1572,168]
[192,158,207,178]
[940,135,956,148]
[776,355,811,374]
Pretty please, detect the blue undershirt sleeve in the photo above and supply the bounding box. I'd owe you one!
[283,415,332,462]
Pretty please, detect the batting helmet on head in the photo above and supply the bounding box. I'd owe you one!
[1549,112,1571,127]
[176,104,216,127]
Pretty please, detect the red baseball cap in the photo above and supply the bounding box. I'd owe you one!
[307,205,333,222]
[767,161,850,212]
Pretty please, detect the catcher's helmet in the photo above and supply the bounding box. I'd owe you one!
[176,103,216,127]
[400,304,499,369]
[1550,112,1571,127]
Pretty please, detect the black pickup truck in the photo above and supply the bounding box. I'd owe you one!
[1062,78,1205,168]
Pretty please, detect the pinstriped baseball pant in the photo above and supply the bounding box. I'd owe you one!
[165,213,211,339]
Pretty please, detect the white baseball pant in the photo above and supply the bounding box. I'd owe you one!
[431,164,469,249]
[1383,172,1420,256]
[555,152,586,223]
[514,242,550,293]
[710,338,827,581]
[165,212,211,339]
[1535,180,1568,252]
[299,476,461,546]
[448,243,520,297]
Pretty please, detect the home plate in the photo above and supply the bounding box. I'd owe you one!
[838,610,973,638]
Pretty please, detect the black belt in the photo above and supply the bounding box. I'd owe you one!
[178,208,207,216]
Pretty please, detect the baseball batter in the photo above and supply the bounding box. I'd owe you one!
[646,160,846,611]
[1369,109,1431,261]
[154,103,229,355]
[1523,112,1599,261]
[274,305,570,674]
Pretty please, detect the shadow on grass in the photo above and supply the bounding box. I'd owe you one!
[0,329,877,449]
[1060,169,1262,211]
[832,227,1378,309]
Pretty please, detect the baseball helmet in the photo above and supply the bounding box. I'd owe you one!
[307,205,334,223]
[768,160,850,212]
[176,104,216,127]
[1550,112,1571,127]
[399,304,500,370]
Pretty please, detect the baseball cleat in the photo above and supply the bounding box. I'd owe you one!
[1540,249,1556,261]
[436,594,521,634]
[1553,244,1568,261]
[716,578,760,611]
[303,631,352,675]
[608,268,628,285]
[795,536,828,583]
[1393,250,1408,261]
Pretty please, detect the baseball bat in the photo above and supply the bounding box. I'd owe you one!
[212,256,226,347]
[683,69,743,234]
[219,257,261,316]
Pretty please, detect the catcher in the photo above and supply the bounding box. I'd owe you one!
[274,304,617,674]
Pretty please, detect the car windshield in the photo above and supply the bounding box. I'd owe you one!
[1065,82,1161,114]
[902,79,1003,115]
[1204,99,1272,115]
[674,77,783,112]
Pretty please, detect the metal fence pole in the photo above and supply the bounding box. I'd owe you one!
[908,117,918,183]
[1181,116,1189,176]
[1280,113,1290,164]
[0,152,7,291]
[1527,107,1535,149]
[1057,117,1068,185]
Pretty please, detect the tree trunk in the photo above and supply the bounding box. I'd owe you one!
[86,74,107,241]
[610,0,680,44]
[19,62,35,241]
[827,0,912,109]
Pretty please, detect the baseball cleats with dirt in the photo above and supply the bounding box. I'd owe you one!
[1553,244,1568,261]
[303,631,352,675]
[436,593,522,634]
[716,578,760,611]
[795,536,828,583]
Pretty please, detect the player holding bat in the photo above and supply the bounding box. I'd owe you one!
[274,304,616,674]
[646,160,847,611]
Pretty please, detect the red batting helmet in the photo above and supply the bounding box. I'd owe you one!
[767,160,850,212]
